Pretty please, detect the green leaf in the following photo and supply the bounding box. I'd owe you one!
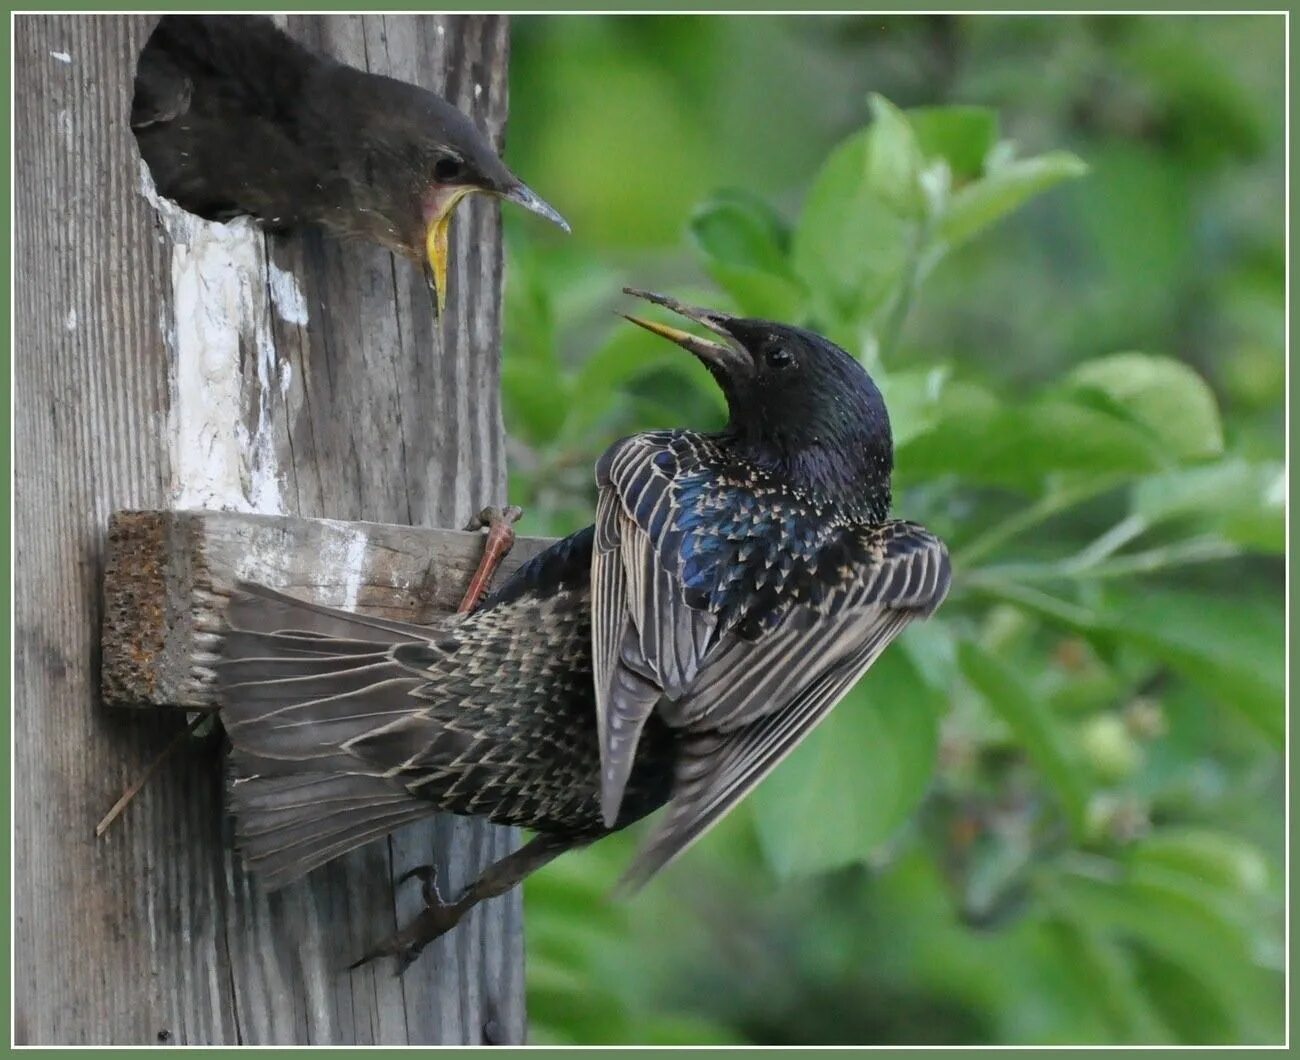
[689,188,792,275]
[1102,590,1283,745]
[751,649,940,878]
[958,640,1092,839]
[1042,916,1175,1043]
[939,150,1088,251]
[983,586,1283,745]
[898,385,1165,491]
[1049,865,1280,1043]
[907,105,999,181]
[1129,948,1242,1046]
[1130,459,1284,553]
[703,263,808,322]
[1067,352,1224,460]
[791,111,919,328]
[864,93,927,218]
[898,617,958,694]
[901,352,1226,492]
[1129,829,1269,897]
[687,189,808,318]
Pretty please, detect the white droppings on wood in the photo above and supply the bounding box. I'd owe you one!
[63,307,77,331]
[268,261,309,326]
[48,49,70,63]
[57,108,73,149]
[320,523,372,609]
[474,83,483,100]
[140,161,286,516]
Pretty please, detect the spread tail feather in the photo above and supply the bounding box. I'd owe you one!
[226,768,434,890]
[217,582,447,888]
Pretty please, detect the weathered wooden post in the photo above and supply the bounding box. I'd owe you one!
[15,14,529,1044]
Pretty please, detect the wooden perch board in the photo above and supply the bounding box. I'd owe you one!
[102,509,554,710]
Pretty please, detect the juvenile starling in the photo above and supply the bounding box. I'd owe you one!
[216,290,951,970]
[131,14,569,314]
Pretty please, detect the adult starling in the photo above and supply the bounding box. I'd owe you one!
[216,290,951,970]
[131,14,569,314]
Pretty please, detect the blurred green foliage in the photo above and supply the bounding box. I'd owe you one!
[501,14,1284,1046]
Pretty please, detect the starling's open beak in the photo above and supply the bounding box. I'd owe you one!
[621,288,752,377]
[424,182,569,317]
[500,181,571,234]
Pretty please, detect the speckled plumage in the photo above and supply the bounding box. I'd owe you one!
[219,528,676,889]
[216,291,951,950]
[597,429,907,639]
[588,317,949,879]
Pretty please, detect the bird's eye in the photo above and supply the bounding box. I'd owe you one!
[433,156,463,183]
[765,347,795,370]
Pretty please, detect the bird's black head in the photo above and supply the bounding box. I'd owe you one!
[623,289,893,519]
[333,70,570,313]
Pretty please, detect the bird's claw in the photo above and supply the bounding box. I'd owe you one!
[458,505,524,614]
[463,505,523,533]
[397,863,445,907]
[348,864,465,976]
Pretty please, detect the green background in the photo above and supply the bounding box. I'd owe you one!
[493,13,1286,1046]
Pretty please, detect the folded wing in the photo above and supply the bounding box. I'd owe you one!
[620,520,951,887]
[593,432,742,824]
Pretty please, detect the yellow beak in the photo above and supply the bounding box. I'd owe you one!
[424,187,472,317]
[622,313,744,374]
[622,315,701,348]
[621,289,752,377]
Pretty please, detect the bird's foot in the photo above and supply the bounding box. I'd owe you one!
[349,835,578,974]
[458,505,524,614]
[348,864,466,975]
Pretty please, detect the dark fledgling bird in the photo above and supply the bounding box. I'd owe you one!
[131,14,569,314]
[216,290,951,971]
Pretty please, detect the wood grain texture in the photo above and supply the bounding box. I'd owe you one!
[15,14,527,1044]
[101,509,553,710]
